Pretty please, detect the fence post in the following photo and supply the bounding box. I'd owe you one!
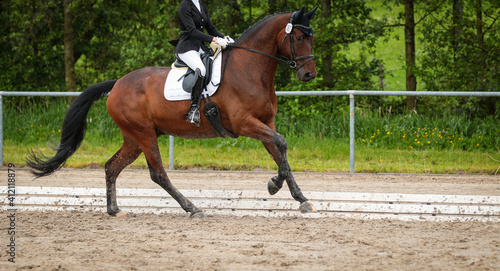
[0,94,3,166]
[349,91,355,173]
[169,135,174,170]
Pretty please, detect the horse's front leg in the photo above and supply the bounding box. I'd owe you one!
[262,133,292,195]
[262,134,317,213]
[235,118,316,213]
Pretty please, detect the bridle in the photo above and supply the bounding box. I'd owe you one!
[226,11,315,71]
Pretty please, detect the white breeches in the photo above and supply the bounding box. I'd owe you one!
[178,49,206,77]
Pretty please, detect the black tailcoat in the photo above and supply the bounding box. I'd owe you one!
[174,0,224,54]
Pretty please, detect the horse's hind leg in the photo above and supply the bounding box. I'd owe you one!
[104,135,142,216]
[138,136,205,218]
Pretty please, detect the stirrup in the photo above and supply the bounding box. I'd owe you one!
[187,107,200,127]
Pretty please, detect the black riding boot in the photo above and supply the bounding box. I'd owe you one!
[187,69,204,127]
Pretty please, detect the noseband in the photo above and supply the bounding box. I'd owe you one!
[226,12,315,71]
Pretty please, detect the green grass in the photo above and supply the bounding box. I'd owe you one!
[355,147,498,174]
[353,110,498,151]
[3,97,499,175]
[6,139,499,174]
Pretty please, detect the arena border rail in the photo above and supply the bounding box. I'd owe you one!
[1,90,499,172]
[2,185,499,221]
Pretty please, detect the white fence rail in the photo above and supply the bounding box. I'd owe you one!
[1,90,499,172]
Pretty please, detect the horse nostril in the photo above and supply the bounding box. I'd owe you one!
[303,72,314,81]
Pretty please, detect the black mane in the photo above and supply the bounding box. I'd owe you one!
[235,12,288,44]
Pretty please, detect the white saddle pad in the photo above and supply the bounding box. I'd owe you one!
[164,52,222,101]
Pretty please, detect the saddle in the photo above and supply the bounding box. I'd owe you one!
[172,43,223,93]
[173,53,212,93]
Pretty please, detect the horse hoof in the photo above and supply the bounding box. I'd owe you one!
[299,201,317,213]
[190,211,206,219]
[267,178,281,195]
[114,211,128,218]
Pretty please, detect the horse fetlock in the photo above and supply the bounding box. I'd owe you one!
[278,160,291,174]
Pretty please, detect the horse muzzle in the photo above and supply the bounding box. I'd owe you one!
[297,69,316,82]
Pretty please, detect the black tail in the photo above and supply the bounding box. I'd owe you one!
[26,80,118,177]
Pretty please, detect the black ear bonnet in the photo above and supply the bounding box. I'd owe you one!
[291,6,318,36]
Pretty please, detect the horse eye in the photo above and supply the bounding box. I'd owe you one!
[296,36,303,42]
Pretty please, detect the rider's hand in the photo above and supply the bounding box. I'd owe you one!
[214,37,228,48]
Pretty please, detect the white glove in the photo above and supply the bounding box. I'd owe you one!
[225,36,235,44]
[214,37,228,48]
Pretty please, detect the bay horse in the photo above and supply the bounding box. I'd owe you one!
[27,7,319,218]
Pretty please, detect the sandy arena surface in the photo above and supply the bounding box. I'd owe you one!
[1,169,500,270]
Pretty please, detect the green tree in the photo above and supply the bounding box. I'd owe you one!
[2,0,185,101]
[315,0,387,91]
[1,0,65,95]
[384,0,446,112]
[278,1,390,118]
[64,0,76,92]
[404,0,417,112]
[417,0,500,116]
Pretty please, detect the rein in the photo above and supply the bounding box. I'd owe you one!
[225,12,314,71]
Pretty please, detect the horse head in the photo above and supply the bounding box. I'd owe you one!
[277,6,318,82]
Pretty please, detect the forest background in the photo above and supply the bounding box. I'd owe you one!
[1,0,499,173]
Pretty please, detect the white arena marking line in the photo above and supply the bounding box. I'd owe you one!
[1,186,499,222]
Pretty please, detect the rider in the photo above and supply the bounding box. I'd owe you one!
[175,0,234,126]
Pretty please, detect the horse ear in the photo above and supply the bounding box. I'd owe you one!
[292,6,316,36]
[293,6,305,21]
[305,6,319,20]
